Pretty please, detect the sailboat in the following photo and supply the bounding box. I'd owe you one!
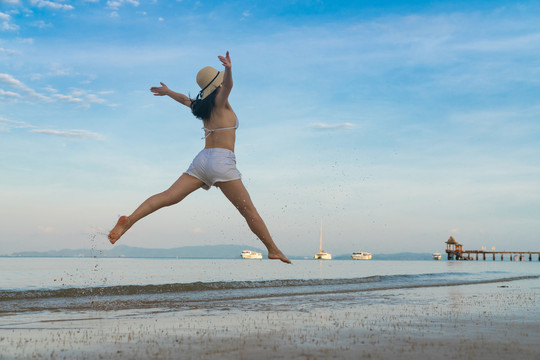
[314,221,332,260]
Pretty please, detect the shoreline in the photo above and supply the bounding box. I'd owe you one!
[1,278,539,359]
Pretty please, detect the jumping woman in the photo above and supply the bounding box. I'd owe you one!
[108,51,291,264]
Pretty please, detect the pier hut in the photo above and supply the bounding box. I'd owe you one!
[445,237,468,260]
[444,236,540,261]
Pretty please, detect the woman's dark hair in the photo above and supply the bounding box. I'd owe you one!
[190,90,217,120]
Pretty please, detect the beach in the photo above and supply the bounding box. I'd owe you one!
[2,275,539,359]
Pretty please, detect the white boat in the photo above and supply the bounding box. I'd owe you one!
[241,250,262,259]
[314,251,332,260]
[352,251,372,260]
[314,221,332,260]
[432,252,442,260]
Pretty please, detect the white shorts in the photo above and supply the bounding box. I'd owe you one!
[185,148,242,190]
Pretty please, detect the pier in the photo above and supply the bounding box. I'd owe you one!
[445,236,540,261]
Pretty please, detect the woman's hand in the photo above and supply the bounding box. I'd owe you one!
[150,82,170,96]
[215,51,233,107]
[150,83,191,107]
[218,51,231,68]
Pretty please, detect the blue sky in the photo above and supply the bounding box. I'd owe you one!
[1,0,539,256]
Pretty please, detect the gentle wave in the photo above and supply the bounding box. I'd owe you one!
[1,276,382,300]
[1,273,537,302]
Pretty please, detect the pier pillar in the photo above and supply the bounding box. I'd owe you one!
[530,254,532,261]
[501,253,504,261]
[476,253,478,261]
[483,253,486,261]
[493,253,495,261]
[510,254,513,261]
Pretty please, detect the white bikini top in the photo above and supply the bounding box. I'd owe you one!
[202,117,239,139]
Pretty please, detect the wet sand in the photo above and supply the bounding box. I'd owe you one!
[1,279,539,359]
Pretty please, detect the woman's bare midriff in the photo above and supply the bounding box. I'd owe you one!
[204,131,236,152]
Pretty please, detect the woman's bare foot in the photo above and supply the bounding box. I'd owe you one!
[268,249,292,264]
[108,216,131,244]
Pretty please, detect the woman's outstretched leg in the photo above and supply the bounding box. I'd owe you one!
[217,179,291,264]
[109,173,204,244]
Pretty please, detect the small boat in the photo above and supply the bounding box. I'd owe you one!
[241,250,262,259]
[314,221,332,260]
[432,252,442,260]
[314,251,332,260]
[352,251,372,260]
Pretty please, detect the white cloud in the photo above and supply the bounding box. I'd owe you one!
[107,0,121,10]
[70,89,85,97]
[0,73,50,101]
[0,0,21,4]
[106,0,139,10]
[309,122,355,131]
[0,11,19,31]
[52,93,84,103]
[30,128,106,140]
[54,89,108,106]
[0,73,109,107]
[0,117,31,126]
[85,93,106,104]
[43,86,58,93]
[106,0,139,16]
[0,47,21,56]
[2,21,20,30]
[0,117,33,132]
[30,0,74,10]
[0,73,25,88]
[1,116,106,140]
[0,89,21,100]
[47,65,72,77]
[31,20,52,29]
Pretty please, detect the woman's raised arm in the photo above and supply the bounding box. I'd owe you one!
[150,82,192,108]
[214,51,233,107]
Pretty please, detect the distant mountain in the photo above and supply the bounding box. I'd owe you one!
[369,252,436,261]
[5,244,266,259]
[333,252,436,260]
[3,246,438,260]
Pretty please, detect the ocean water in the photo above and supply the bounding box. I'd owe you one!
[0,257,539,316]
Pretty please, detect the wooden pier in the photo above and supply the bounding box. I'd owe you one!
[445,236,540,261]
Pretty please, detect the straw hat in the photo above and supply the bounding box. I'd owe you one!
[196,66,224,100]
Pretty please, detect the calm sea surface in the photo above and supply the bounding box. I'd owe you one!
[1,257,539,316]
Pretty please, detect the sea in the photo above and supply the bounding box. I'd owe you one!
[1,256,539,318]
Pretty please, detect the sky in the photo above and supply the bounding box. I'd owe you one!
[1,0,539,257]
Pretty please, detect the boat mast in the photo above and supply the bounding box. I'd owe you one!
[319,220,323,252]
